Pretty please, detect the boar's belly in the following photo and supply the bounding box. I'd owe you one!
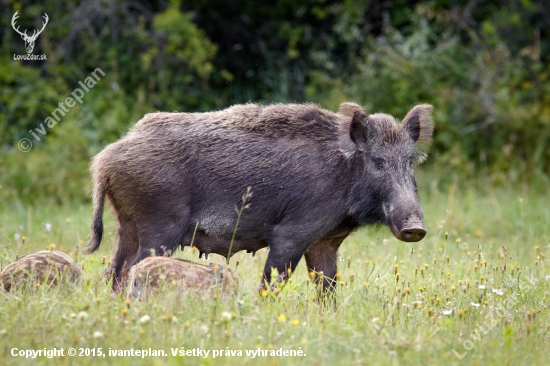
[188,231,268,259]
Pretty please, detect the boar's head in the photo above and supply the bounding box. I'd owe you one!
[342,103,434,242]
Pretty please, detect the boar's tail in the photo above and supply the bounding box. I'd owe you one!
[86,177,107,254]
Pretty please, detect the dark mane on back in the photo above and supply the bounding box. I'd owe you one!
[133,103,349,144]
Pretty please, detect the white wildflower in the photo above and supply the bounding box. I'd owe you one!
[138,315,151,324]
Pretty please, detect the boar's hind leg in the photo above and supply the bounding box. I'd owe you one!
[304,237,346,291]
[109,217,139,292]
[127,214,188,270]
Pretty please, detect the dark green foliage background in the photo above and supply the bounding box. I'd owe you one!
[1,0,549,203]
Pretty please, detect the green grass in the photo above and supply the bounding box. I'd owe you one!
[0,182,549,365]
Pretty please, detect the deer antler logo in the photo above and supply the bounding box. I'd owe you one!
[11,11,49,54]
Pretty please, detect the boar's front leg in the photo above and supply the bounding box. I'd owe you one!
[304,236,346,291]
[261,222,323,288]
[262,245,305,288]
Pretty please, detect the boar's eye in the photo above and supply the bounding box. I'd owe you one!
[373,158,385,170]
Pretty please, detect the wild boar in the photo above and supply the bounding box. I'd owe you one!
[1,250,81,291]
[87,102,433,291]
[126,257,237,300]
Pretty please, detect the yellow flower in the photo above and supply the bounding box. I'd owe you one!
[278,314,287,322]
[66,218,71,223]
[291,319,300,326]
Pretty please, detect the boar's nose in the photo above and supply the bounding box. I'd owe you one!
[400,227,426,242]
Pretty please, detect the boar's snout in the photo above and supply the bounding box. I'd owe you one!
[396,214,426,242]
[400,226,426,242]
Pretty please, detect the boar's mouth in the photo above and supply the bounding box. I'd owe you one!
[389,218,426,242]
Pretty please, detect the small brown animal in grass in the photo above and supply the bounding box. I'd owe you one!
[126,256,237,299]
[0,250,81,291]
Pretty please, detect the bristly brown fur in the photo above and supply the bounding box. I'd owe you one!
[126,257,238,300]
[0,250,81,291]
[134,103,347,145]
[87,101,434,292]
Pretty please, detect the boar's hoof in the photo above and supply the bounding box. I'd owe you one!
[400,228,426,242]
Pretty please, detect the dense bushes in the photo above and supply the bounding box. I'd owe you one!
[1,0,548,203]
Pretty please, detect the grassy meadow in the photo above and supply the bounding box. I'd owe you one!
[0,175,549,365]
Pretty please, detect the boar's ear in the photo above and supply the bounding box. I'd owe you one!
[339,102,370,153]
[350,111,369,151]
[402,104,434,148]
